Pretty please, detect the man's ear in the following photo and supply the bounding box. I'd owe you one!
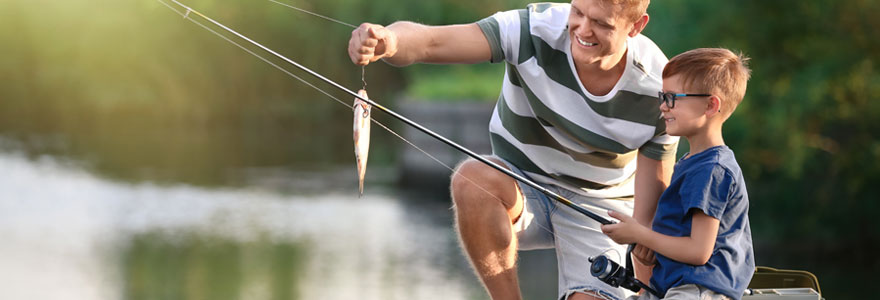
[629,14,649,37]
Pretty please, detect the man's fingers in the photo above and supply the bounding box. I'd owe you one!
[349,30,366,65]
[358,46,374,55]
[367,26,387,40]
[634,244,649,257]
[349,23,381,65]
[349,51,371,65]
[350,47,370,65]
[632,244,656,266]
[638,253,656,265]
[362,37,379,48]
[356,23,374,39]
[634,253,653,266]
[348,23,396,66]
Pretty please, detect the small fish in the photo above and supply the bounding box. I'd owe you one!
[353,89,371,196]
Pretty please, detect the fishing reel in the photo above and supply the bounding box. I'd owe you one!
[588,244,663,298]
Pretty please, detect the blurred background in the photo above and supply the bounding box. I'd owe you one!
[0,0,877,299]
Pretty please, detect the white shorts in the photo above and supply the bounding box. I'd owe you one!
[498,157,636,300]
[626,284,732,300]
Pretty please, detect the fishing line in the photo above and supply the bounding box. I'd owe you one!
[157,1,620,280]
[598,247,623,268]
[157,0,487,200]
[251,0,609,259]
[157,1,612,225]
[255,2,625,285]
[361,66,367,91]
[264,1,371,93]
[157,0,350,108]
[266,0,357,29]
[158,0,527,233]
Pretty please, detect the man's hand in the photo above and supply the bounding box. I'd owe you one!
[348,23,398,65]
[631,243,656,266]
[601,210,648,245]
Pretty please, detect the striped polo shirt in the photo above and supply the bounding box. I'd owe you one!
[476,3,678,199]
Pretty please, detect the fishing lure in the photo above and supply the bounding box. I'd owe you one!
[353,89,371,196]
[158,0,613,224]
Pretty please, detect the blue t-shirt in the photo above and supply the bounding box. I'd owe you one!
[650,146,754,300]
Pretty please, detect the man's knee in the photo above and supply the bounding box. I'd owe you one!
[451,158,490,191]
[450,157,521,216]
[452,158,502,196]
[449,158,489,193]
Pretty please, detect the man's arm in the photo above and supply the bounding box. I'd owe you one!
[348,22,492,67]
[631,152,674,288]
[633,152,674,226]
[603,210,720,266]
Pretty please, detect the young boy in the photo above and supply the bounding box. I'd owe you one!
[601,48,754,300]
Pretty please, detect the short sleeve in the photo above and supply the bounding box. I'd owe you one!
[679,164,734,219]
[639,134,679,161]
[476,9,526,64]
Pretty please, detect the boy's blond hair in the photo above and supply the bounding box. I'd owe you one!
[596,0,650,22]
[662,48,751,117]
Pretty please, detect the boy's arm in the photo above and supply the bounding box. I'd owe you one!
[603,210,720,266]
[348,22,491,67]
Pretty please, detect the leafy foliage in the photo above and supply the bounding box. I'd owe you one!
[646,0,880,242]
[0,0,877,244]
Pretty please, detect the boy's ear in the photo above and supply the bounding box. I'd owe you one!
[706,95,723,117]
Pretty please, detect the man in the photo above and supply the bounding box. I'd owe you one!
[348,1,676,299]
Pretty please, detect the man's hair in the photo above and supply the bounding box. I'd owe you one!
[662,48,751,117]
[597,0,650,22]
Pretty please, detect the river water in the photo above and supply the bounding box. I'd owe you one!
[0,110,862,300]
[0,148,560,300]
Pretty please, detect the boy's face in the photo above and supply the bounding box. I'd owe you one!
[660,74,713,137]
[567,0,640,66]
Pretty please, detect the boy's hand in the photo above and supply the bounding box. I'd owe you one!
[632,243,656,266]
[601,210,648,245]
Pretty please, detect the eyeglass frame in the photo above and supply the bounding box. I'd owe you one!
[657,92,712,108]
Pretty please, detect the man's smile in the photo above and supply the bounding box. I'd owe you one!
[575,35,598,47]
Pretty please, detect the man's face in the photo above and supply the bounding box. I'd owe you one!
[567,0,635,66]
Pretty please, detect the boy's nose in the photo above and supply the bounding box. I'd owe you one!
[659,101,670,112]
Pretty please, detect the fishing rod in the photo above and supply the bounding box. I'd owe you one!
[160,0,613,226]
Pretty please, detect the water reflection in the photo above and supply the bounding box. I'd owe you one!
[0,151,486,300]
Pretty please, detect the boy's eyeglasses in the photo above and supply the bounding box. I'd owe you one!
[658,92,712,108]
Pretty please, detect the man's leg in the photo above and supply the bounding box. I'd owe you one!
[451,158,608,300]
[451,157,524,300]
